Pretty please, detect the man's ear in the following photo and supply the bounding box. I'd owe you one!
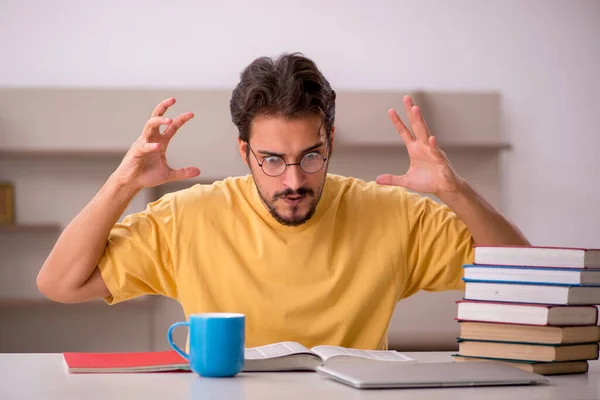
[328,125,335,157]
[238,138,249,166]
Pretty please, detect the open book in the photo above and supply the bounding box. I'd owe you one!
[244,341,415,371]
[63,342,414,373]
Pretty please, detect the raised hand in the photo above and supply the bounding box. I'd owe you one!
[113,97,201,191]
[375,95,464,197]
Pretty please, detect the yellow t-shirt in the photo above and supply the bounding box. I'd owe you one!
[98,174,474,350]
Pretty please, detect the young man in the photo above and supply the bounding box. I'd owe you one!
[36,53,529,350]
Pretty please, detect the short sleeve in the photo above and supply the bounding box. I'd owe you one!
[399,191,475,300]
[97,196,178,305]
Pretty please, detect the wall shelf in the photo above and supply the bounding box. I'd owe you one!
[0,142,512,159]
[335,142,512,151]
[0,298,64,307]
[0,149,126,159]
[0,297,151,307]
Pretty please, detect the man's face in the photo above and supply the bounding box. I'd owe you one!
[239,113,333,227]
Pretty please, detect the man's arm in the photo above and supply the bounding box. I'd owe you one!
[36,98,199,303]
[438,179,529,246]
[376,94,530,247]
[36,177,139,303]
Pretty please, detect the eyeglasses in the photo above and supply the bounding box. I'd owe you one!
[247,142,329,177]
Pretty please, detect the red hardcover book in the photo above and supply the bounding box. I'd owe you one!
[63,350,189,373]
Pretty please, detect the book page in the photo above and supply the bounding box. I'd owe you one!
[245,342,314,360]
[311,345,415,362]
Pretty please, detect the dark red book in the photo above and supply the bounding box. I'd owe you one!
[63,350,190,373]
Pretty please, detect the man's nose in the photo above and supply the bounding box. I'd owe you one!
[282,164,307,190]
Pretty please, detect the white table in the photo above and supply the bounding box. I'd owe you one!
[1,352,598,399]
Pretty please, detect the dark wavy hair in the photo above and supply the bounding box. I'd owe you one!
[230,52,336,146]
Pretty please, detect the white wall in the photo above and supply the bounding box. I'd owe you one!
[2,0,598,247]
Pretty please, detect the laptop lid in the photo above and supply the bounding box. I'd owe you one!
[316,360,551,389]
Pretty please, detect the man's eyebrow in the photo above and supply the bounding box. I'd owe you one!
[257,141,324,157]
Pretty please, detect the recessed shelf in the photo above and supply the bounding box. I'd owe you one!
[0,298,59,307]
[0,149,126,159]
[335,142,512,151]
[150,179,216,199]
[0,224,61,233]
[0,143,511,156]
[0,297,151,307]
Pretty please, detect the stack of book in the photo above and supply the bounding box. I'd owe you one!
[452,245,600,375]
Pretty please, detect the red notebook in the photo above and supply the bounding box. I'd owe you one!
[63,350,190,373]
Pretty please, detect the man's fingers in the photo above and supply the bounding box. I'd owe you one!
[163,112,195,139]
[403,95,431,145]
[151,97,176,118]
[429,136,447,162]
[132,141,162,157]
[388,108,415,146]
[168,166,201,181]
[142,117,172,139]
[375,173,409,187]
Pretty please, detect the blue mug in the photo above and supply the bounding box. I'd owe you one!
[167,313,245,377]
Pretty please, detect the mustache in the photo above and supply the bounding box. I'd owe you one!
[273,187,314,199]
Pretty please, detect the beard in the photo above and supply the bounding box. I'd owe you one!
[253,171,328,227]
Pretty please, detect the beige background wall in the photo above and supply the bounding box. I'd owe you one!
[1,0,597,248]
[0,0,599,353]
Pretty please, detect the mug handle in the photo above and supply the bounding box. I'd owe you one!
[167,321,190,361]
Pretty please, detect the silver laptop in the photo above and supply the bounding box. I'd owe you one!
[316,360,550,389]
